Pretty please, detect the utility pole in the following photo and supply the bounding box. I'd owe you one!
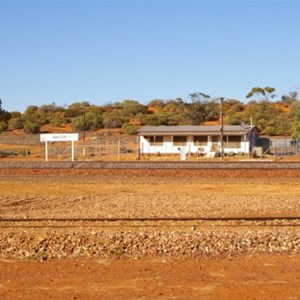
[82,106,86,160]
[83,107,86,142]
[220,97,224,160]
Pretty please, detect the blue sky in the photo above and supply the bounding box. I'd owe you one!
[0,0,299,112]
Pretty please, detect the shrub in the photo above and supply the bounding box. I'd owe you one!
[18,149,30,156]
[0,121,8,133]
[23,121,40,134]
[122,123,139,135]
[103,116,122,129]
[261,126,276,136]
[8,117,24,130]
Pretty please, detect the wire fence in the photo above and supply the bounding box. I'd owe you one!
[42,138,137,161]
[270,139,300,158]
[257,138,300,158]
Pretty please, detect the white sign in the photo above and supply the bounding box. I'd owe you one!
[40,133,79,142]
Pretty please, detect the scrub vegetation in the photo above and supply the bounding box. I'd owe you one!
[1,87,300,137]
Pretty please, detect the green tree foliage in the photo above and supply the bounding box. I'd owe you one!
[240,99,292,135]
[0,121,8,132]
[6,88,300,136]
[163,98,185,114]
[185,93,209,125]
[246,87,276,102]
[291,101,300,139]
[135,113,146,126]
[281,91,298,106]
[224,99,244,125]
[23,105,38,118]
[8,117,24,130]
[145,114,169,126]
[148,99,165,108]
[120,100,148,122]
[184,101,206,125]
[103,112,123,128]
[50,112,68,127]
[0,100,11,133]
[22,106,42,129]
[204,99,219,121]
[292,115,300,139]
[122,123,139,135]
[65,101,90,118]
[72,111,103,131]
[9,111,22,118]
[23,121,40,134]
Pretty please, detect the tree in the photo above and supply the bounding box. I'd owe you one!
[0,99,11,133]
[122,123,139,135]
[23,121,40,134]
[72,111,103,131]
[103,112,123,128]
[281,91,299,106]
[65,101,90,118]
[0,121,8,132]
[148,99,165,108]
[204,99,219,121]
[120,100,148,122]
[189,92,210,103]
[8,117,24,130]
[50,112,68,127]
[246,87,276,102]
[144,114,169,126]
[291,103,300,139]
[9,111,22,118]
[223,99,244,125]
[184,93,210,125]
[184,102,206,125]
[164,98,186,114]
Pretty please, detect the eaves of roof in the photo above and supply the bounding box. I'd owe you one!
[138,125,256,136]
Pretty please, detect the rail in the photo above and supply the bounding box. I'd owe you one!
[1,216,300,228]
[1,160,300,169]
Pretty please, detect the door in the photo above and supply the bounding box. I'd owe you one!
[211,136,219,152]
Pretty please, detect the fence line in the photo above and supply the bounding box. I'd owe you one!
[270,139,300,158]
[44,138,137,161]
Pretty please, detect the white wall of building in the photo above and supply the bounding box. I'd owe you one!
[140,135,250,155]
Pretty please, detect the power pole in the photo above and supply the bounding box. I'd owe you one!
[220,97,224,160]
[82,106,86,160]
[83,107,86,142]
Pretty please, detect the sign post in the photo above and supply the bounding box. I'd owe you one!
[45,141,48,162]
[40,133,79,161]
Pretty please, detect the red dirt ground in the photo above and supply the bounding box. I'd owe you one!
[1,255,299,300]
[0,168,300,299]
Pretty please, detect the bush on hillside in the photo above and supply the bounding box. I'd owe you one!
[0,121,8,133]
[23,121,40,134]
[122,123,139,135]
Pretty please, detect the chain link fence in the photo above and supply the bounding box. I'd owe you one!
[257,137,300,158]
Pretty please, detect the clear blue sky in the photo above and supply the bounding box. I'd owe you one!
[1,0,299,113]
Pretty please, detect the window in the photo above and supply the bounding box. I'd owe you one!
[193,136,208,146]
[226,135,241,148]
[173,136,187,146]
[212,136,219,144]
[147,136,163,146]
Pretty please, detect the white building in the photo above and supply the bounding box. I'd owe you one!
[138,125,259,156]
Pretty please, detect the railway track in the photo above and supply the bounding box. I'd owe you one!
[1,216,300,228]
[1,160,300,170]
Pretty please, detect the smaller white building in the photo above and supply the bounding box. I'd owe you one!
[138,125,258,156]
